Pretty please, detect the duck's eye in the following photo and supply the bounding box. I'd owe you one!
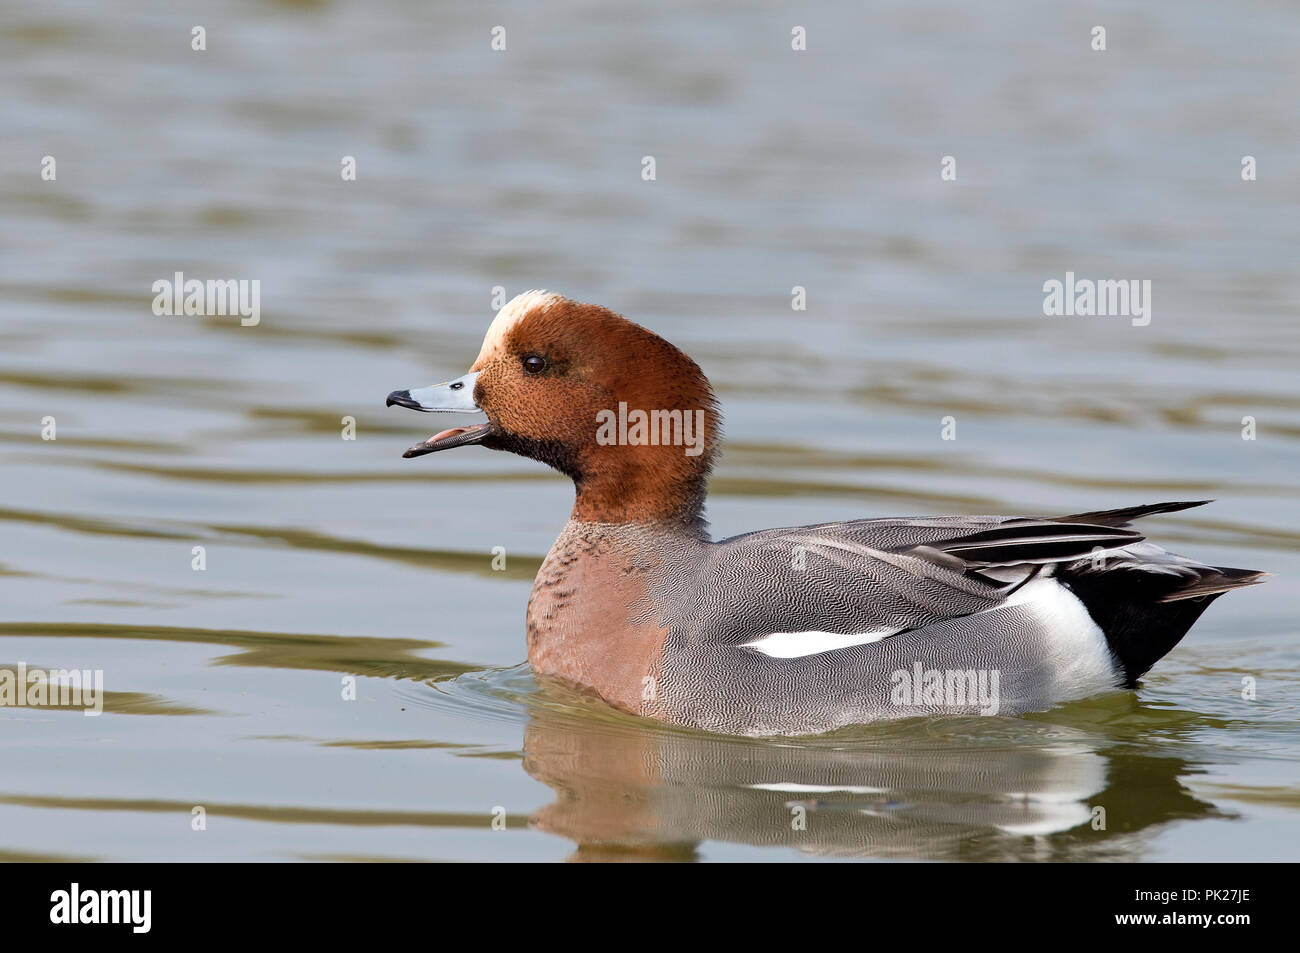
[522,355,546,375]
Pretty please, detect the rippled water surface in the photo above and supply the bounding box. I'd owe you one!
[1,1,1297,861]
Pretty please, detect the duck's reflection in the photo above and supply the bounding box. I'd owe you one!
[521,698,1221,861]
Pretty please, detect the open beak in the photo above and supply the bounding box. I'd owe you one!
[385,371,491,458]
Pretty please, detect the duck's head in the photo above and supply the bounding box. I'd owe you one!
[387,291,720,525]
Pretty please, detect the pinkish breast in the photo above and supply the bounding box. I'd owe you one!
[526,521,672,718]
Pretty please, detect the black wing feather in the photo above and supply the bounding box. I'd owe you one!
[899,521,1143,568]
[1051,500,1213,527]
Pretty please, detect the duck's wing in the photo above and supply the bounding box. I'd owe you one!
[692,514,1142,651]
[693,502,1263,678]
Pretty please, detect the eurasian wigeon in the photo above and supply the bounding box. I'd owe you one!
[387,291,1266,736]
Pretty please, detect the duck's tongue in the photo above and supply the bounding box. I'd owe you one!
[403,423,492,458]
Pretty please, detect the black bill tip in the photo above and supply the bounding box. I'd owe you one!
[387,389,424,410]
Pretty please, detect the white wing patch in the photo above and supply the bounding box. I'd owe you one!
[741,627,899,658]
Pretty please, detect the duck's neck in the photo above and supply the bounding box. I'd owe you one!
[570,447,712,530]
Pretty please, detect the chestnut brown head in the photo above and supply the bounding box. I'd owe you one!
[387,292,720,525]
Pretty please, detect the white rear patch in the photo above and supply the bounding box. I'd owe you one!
[742,627,898,658]
[1001,576,1118,700]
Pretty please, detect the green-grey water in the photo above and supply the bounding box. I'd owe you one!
[1,0,1297,861]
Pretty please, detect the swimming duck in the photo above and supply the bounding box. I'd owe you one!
[387,291,1265,736]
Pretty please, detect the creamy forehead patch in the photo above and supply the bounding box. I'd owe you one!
[475,290,563,365]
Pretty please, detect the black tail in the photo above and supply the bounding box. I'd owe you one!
[1060,564,1265,687]
[1053,499,1214,527]
[1156,565,1269,602]
[1051,500,1267,686]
